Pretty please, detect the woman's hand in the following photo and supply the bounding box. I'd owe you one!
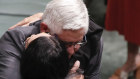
[9,13,43,30]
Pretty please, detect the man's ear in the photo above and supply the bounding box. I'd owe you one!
[40,22,50,32]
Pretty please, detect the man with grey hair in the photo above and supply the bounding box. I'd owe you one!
[41,0,89,58]
[0,0,103,79]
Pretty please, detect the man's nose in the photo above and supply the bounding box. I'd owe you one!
[66,45,80,58]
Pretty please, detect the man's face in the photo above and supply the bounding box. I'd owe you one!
[56,28,85,57]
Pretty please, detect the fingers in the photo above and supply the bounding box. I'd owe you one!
[69,60,80,74]
[73,75,84,79]
[66,61,83,79]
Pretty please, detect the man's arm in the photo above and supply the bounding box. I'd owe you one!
[0,50,21,79]
[0,25,40,79]
[0,28,26,79]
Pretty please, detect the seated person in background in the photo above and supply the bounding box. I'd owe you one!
[21,33,84,79]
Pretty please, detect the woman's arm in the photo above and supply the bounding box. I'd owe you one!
[9,13,43,30]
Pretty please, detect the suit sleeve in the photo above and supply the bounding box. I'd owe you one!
[0,26,40,79]
[0,28,26,79]
[0,50,21,79]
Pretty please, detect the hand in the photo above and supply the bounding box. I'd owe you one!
[66,60,84,79]
[69,60,80,74]
[8,13,43,30]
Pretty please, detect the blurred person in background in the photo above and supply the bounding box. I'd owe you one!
[105,0,140,79]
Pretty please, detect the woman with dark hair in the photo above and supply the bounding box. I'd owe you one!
[21,33,69,79]
[21,33,84,79]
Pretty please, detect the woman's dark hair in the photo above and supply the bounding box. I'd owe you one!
[21,36,69,79]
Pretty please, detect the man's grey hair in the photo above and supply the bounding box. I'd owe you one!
[42,0,89,34]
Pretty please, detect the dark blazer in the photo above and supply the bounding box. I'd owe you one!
[69,18,103,79]
[0,23,40,79]
[0,18,103,79]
